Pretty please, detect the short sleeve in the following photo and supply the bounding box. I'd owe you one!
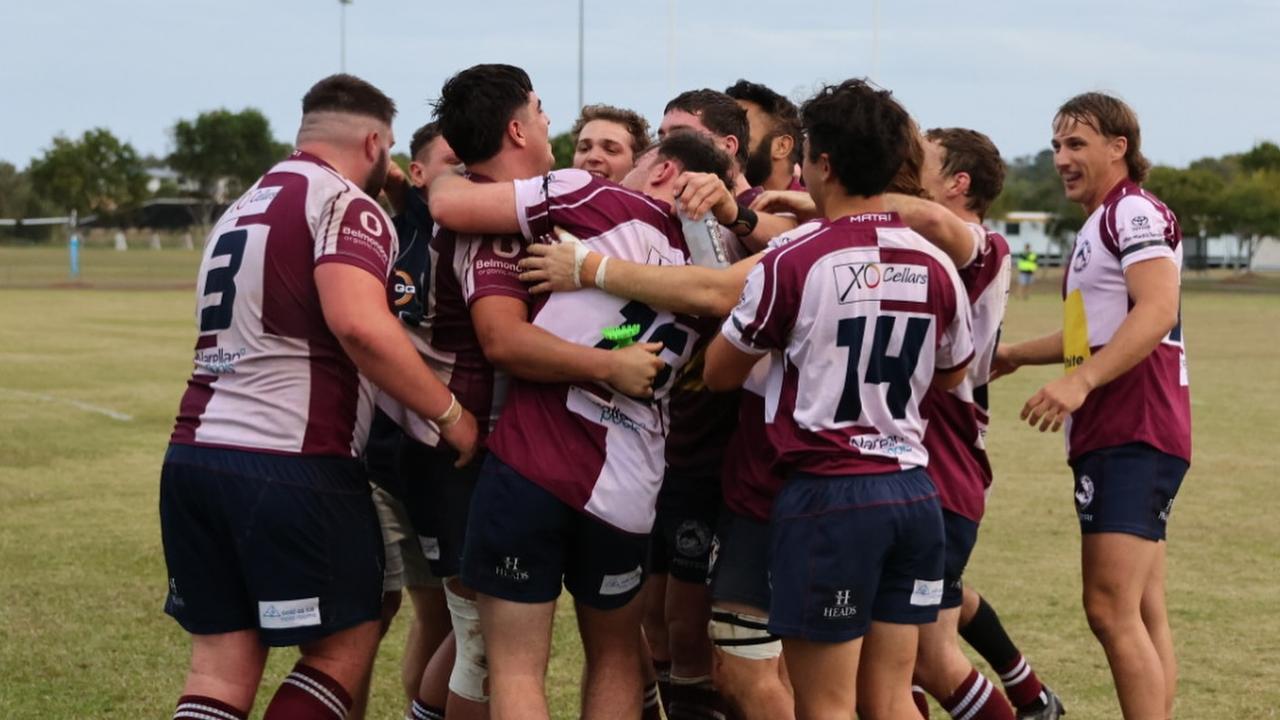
[1113,195,1177,270]
[315,193,397,280]
[513,169,598,242]
[460,234,531,306]
[936,261,975,372]
[720,252,791,356]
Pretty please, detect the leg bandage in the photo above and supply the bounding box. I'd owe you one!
[708,608,782,660]
[444,583,489,702]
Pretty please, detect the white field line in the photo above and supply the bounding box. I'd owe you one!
[0,387,134,422]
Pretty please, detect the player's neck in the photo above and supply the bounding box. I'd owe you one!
[468,150,543,183]
[1082,168,1130,215]
[943,198,981,226]
[762,165,793,192]
[823,193,886,221]
[297,142,363,187]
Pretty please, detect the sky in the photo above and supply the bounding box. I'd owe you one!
[3,0,1278,170]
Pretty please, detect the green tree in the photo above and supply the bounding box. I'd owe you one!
[1217,170,1280,271]
[1145,165,1226,236]
[988,149,1083,247]
[1240,141,1280,173]
[169,108,291,201]
[551,131,576,170]
[27,128,148,217]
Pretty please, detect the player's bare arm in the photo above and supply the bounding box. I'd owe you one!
[993,331,1064,379]
[882,192,977,268]
[428,172,521,235]
[702,333,764,392]
[1022,257,1179,432]
[674,171,797,252]
[749,189,818,222]
[471,294,664,398]
[518,241,761,317]
[315,263,479,466]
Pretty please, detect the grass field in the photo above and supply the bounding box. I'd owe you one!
[1,245,1278,718]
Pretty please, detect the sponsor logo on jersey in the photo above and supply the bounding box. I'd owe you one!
[258,597,321,629]
[1075,474,1095,509]
[340,224,390,266]
[833,262,929,304]
[822,589,858,618]
[1131,215,1149,230]
[391,269,417,307]
[234,185,281,215]
[1073,237,1092,271]
[909,579,944,607]
[599,405,642,433]
[473,257,521,276]
[850,433,913,457]
[360,209,385,237]
[194,347,248,374]
[599,565,643,596]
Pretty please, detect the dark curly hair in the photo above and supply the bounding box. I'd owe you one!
[801,79,911,198]
[433,64,533,165]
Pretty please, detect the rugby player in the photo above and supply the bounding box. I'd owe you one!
[365,121,460,718]
[995,92,1190,720]
[659,88,798,250]
[724,80,804,197]
[702,79,974,720]
[160,74,478,720]
[429,131,733,720]
[571,103,651,182]
[380,63,667,720]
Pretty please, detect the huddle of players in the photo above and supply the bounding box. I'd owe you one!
[160,63,1190,720]
[363,67,1068,720]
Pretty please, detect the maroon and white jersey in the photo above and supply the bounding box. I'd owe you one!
[488,169,700,533]
[721,212,973,477]
[921,224,1011,522]
[376,175,524,447]
[1062,179,1191,462]
[171,151,396,457]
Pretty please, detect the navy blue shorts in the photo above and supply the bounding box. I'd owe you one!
[768,469,944,643]
[401,439,481,579]
[461,455,648,610]
[941,511,979,609]
[707,507,772,613]
[160,444,384,647]
[1071,442,1188,541]
[649,469,721,583]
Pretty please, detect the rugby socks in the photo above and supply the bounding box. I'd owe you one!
[940,669,1016,720]
[263,662,353,719]
[173,695,248,720]
[667,674,730,720]
[408,697,445,720]
[643,682,663,720]
[653,658,673,714]
[958,595,1048,713]
[912,684,930,718]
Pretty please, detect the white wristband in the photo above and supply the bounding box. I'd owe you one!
[433,393,462,429]
[594,256,610,291]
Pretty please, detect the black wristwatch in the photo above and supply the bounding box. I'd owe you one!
[729,203,759,236]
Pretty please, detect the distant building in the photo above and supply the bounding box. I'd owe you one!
[985,211,1066,265]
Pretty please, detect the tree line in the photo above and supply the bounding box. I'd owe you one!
[3,108,1278,262]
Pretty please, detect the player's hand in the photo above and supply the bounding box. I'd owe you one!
[750,189,817,220]
[519,241,581,294]
[1021,373,1091,433]
[990,343,1020,381]
[674,172,737,225]
[439,407,480,467]
[605,341,666,398]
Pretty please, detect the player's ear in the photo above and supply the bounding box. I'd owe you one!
[951,171,971,199]
[1109,135,1128,164]
[651,159,678,187]
[364,132,380,162]
[772,134,794,162]
[509,117,527,150]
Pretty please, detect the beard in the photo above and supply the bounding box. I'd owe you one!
[743,134,776,188]
[363,148,390,197]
